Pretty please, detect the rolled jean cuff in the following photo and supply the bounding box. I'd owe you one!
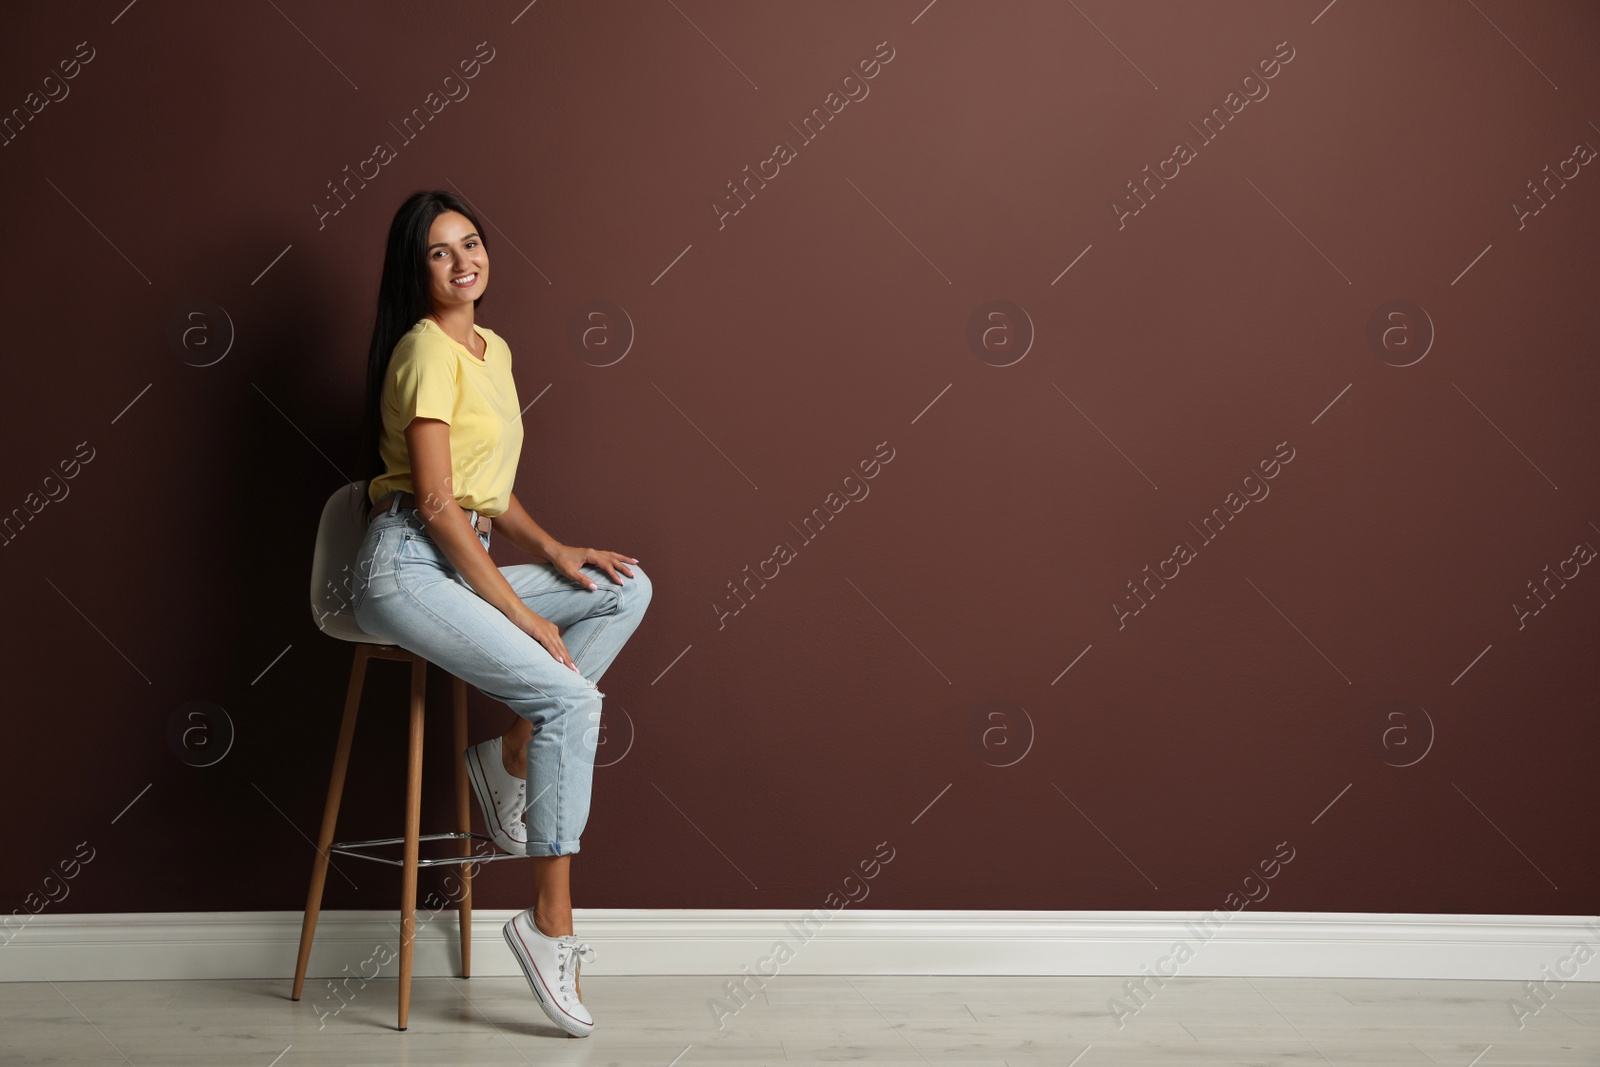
[525,839,583,858]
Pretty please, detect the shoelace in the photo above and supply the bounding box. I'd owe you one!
[554,936,596,999]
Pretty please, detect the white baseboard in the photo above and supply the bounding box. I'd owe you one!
[3,909,1597,983]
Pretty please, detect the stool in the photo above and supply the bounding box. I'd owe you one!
[290,481,522,1030]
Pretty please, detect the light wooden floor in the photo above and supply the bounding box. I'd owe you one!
[4,974,1596,1065]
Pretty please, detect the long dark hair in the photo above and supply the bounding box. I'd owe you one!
[356,189,488,498]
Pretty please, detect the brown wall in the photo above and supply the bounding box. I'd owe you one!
[2,1,1596,922]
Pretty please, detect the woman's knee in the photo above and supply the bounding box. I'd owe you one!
[622,562,652,613]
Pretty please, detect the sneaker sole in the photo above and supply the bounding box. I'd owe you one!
[464,746,527,855]
[503,918,594,1037]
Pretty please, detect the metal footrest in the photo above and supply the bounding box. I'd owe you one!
[330,830,524,867]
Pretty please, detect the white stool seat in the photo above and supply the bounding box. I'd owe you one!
[317,609,392,646]
[309,481,397,646]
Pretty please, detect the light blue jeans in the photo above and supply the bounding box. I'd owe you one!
[352,495,651,856]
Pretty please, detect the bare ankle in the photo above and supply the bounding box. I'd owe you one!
[500,739,526,777]
[533,909,573,939]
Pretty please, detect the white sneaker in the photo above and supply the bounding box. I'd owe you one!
[464,737,527,854]
[503,909,596,1037]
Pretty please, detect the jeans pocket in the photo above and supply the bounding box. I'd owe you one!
[351,525,400,616]
[399,528,433,559]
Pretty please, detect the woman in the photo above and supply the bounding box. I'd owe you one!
[350,189,651,1038]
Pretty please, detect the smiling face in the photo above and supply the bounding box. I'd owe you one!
[424,210,488,313]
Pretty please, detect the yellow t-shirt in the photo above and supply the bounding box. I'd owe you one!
[368,317,524,517]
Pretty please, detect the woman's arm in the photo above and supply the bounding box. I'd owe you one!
[406,417,579,669]
[494,492,640,590]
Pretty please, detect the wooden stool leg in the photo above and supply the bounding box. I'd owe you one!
[452,675,474,977]
[291,646,370,1002]
[397,656,426,1031]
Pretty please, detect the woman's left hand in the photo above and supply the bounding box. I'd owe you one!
[547,543,639,590]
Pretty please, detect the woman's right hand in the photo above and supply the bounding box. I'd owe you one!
[507,604,578,671]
